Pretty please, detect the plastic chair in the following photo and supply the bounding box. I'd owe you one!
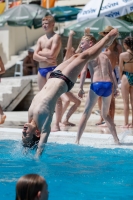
[14,61,23,77]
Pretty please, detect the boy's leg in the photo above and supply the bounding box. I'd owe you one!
[101,96,119,144]
[109,94,115,121]
[0,105,6,124]
[62,92,81,126]
[37,72,47,90]
[95,97,104,125]
[51,97,62,132]
[76,89,98,144]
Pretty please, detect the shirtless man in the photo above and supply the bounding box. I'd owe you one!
[23,49,37,75]
[75,30,119,144]
[22,28,119,157]
[33,15,62,131]
[96,26,122,125]
[0,56,6,124]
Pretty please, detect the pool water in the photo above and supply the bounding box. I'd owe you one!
[0,140,133,200]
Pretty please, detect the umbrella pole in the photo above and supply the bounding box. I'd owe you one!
[97,0,104,17]
[25,27,29,49]
[5,0,9,10]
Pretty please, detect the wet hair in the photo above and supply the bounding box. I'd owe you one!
[42,15,55,23]
[123,36,133,51]
[81,35,97,44]
[22,134,40,149]
[15,174,48,200]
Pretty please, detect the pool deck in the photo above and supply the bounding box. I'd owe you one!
[0,111,133,150]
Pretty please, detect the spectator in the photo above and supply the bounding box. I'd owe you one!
[119,36,133,128]
[23,49,38,75]
[96,26,122,125]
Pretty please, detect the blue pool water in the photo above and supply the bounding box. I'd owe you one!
[0,140,133,200]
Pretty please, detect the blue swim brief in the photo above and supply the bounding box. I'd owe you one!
[90,82,113,97]
[38,66,56,78]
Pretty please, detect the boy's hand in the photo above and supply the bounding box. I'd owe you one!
[84,27,90,36]
[78,89,85,98]
[69,30,75,36]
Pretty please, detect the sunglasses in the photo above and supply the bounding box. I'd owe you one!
[103,32,109,34]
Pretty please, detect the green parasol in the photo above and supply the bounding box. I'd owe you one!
[63,16,133,39]
[0,4,49,28]
[50,6,81,23]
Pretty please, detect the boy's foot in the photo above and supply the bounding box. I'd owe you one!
[121,124,129,128]
[62,121,76,126]
[95,121,105,126]
[51,124,61,132]
[0,115,6,124]
[114,139,121,145]
[128,124,133,128]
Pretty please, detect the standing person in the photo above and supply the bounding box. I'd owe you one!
[119,36,133,128]
[60,30,81,127]
[21,28,119,157]
[96,26,122,125]
[33,15,62,131]
[15,174,48,200]
[60,29,90,127]
[0,56,6,124]
[23,48,37,75]
[76,32,119,145]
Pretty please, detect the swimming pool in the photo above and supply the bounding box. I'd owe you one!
[0,139,133,200]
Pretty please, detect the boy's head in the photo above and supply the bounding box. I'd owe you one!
[22,123,40,148]
[28,48,34,58]
[16,174,48,200]
[80,35,97,52]
[42,15,55,33]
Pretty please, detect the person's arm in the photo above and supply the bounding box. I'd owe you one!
[108,59,117,93]
[35,132,49,158]
[33,38,49,62]
[38,34,61,59]
[117,44,122,55]
[78,63,88,98]
[0,56,5,75]
[119,53,124,79]
[63,30,75,61]
[84,27,90,36]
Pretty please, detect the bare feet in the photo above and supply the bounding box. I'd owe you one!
[75,140,79,144]
[128,124,133,128]
[121,124,130,128]
[51,124,61,132]
[114,139,121,145]
[105,28,119,47]
[62,121,76,126]
[0,114,6,124]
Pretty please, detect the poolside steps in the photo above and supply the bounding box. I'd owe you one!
[0,77,31,111]
[14,76,126,116]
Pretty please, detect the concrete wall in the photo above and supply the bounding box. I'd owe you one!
[0,26,9,64]
[0,25,44,64]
